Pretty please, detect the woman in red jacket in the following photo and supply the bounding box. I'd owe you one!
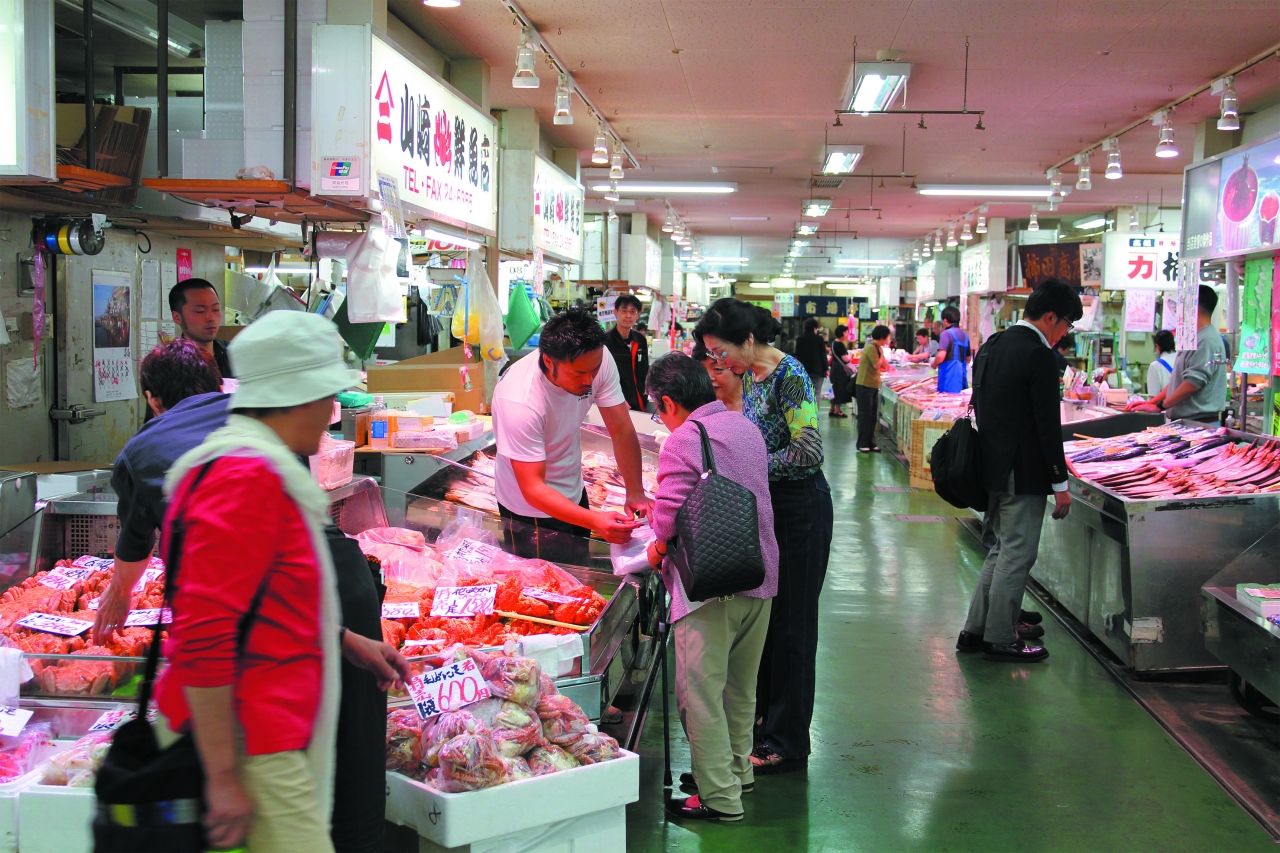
[157,312,408,852]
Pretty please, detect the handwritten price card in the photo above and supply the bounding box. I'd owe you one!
[430,584,497,618]
[407,658,491,719]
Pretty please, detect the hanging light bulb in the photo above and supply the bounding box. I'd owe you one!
[1217,76,1240,132]
[1104,138,1122,179]
[512,27,540,89]
[609,139,624,181]
[661,210,674,233]
[607,202,618,222]
[976,204,988,234]
[1028,210,1040,232]
[946,226,958,247]
[934,230,944,251]
[1075,152,1091,191]
[1129,209,1140,230]
[604,180,620,202]
[922,241,931,258]
[591,122,609,165]
[1047,167,1063,201]
[912,246,921,262]
[1153,110,1179,159]
[553,72,573,124]
[960,219,973,241]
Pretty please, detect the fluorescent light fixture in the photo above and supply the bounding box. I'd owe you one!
[748,282,773,289]
[796,221,820,235]
[730,216,770,221]
[833,259,899,266]
[817,276,862,282]
[771,278,800,288]
[823,283,871,291]
[803,198,832,217]
[822,145,865,175]
[424,0,461,6]
[848,62,911,112]
[588,182,736,194]
[916,184,1055,198]
[703,257,749,264]
[1073,216,1106,230]
[418,227,482,250]
[245,267,316,276]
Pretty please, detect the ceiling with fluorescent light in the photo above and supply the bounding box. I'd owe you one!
[389,0,1280,279]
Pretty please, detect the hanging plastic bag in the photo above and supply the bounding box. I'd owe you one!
[346,223,406,324]
[505,281,541,349]
[451,251,506,362]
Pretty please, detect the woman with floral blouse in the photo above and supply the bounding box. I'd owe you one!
[694,298,834,777]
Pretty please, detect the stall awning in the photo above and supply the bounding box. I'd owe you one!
[140,179,369,225]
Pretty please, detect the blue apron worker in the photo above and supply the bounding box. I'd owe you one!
[931,306,971,393]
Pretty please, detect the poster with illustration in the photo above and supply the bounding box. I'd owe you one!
[1216,135,1280,256]
[1079,243,1103,288]
[1235,258,1271,375]
[92,270,137,403]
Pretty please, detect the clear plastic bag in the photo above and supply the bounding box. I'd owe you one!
[420,710,490,768]
[536,693,590,746]
[427,729,506,792]
[385,708,425,776]
[480,655,542,707]
[346,223,406,324]
[0,722,52,782]
[467,697,543,758]
[450,252,506,363]
[559,724,621,765]
[39,731,112,786]
[526,744,579,777]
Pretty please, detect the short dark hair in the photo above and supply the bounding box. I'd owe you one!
[613,294,642,313]
[940,306,960,326]
[1024,278,1084,323]
[694,298,781,346]
[803,318,819,334]
[1154,330,1175,353]
[835,324,848,339]
[168,278,218,314]
[139,339,222,410]
[539,308,607,363]
[1199,285,1218,317]
[646,353,716,413]
[635,322,648,332]
[870,325,891,341]
[1056,333,1076,352]
[916,328,930,339]
[691,341,711,363]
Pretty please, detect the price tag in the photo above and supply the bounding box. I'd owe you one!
[72,556,114,572]
[442,541,503,565]
[403,638,447,649]
[88,705,157,732]
[430,584,497,618]
[124,608,172,627]
[14,613,92,637]
[522,588,578,605]
[381,602,421,620]
[1244,587,1280,599]
[37,572,78,591]
[406,658,491,719]
[0,706,33,738]
[133,567,165,594]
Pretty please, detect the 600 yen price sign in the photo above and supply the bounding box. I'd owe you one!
[407,658,491,719]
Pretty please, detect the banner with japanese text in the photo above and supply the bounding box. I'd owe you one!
[1102,232,1180,291]
[1235,258,1271,374]
[532,156,583,262]
[1018,243,1080,289]
[1174,258,1200,352]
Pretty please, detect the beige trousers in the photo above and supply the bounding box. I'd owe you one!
[673,595,772,815]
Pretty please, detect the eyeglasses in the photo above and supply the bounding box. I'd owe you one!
[650,406,663,423]
[706,347,730,364]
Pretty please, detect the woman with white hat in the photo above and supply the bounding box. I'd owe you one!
[154,312,410,852]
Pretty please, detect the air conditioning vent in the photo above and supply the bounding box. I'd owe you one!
[811,177,845,189]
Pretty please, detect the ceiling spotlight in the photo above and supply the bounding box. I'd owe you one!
[1129,209,1140,229]
[976,204,988,234]
[803,198,832,217]
[1028,211,1039,232]
[946,226,958,247]
[1075,152,1091,191]
[848,61,912,113]
[922,242,931,258]
[553,72,573,124]
[512,27,540,89]
[1103,138,1122,179]
[1047,167,1063,201]
[609,139,624,181]
[604,181,619,202]
[1216,76,1240,132]
[821,144,865,175]
[911,247,921,261]
[662,211,674,233]
[607,203,617,222]
[934,230,944,251]
[592,122,609,164]
[1153,110,1179,159]
[796,221,820,236]
[960,219,973,241]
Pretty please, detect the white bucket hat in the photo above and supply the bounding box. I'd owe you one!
[228,311,360,410]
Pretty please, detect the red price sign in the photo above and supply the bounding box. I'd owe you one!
[407,658,491,718]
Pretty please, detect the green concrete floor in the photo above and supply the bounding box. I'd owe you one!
[625,416,1276,852]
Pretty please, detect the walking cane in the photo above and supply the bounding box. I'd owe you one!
[658,577,673,801]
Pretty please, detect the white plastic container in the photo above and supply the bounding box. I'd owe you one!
[17,782,94,853]
[0,742,71,853]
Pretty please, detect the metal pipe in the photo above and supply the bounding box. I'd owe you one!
[156,0,168,176]
[601,212,609,288]
[283,0,297,183]
[83,0,95,170]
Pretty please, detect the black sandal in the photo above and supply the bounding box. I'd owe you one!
[749,745,807,776]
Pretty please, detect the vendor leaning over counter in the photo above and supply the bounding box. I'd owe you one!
[1126,286,1226,424]
[170,277,234,379]
[492,308,655,566]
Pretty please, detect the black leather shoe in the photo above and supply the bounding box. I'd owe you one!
[679,772,753,795]
[665,795,743,822]
[1020,609,1043,625]
[1016,622,1045,640]
[982,640,1049,663]
[955,630,984,653]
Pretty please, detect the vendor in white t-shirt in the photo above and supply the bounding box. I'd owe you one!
[492,308,654,566]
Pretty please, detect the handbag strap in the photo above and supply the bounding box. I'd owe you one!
[692,420,717,476]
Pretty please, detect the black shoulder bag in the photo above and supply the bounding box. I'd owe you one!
[669,421,767,601]
[930,332,997,512]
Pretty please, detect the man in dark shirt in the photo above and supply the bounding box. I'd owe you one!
[603,294,650,411]
[169,277,233,378]
[793,318,829,402]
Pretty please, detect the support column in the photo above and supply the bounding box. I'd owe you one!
[156,0,168,176]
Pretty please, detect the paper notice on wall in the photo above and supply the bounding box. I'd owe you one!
[1175,259,1201,351]
[5,358,40,410]
[1124,289,1157,333]
[141,321,159,354]
[161,262,178,320]
[92,269,138,403]
[141,259,161,318]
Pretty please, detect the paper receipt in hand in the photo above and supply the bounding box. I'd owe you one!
[430,584,497,618]
[407,658,491,719]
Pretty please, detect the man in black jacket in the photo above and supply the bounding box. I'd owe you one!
[957,278,1082,663]
[793,318,829,402]
[604,294,649,411]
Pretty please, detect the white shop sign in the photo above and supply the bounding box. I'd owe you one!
[533,156,584,262]
[1103,232,1180,291]
[0,0,55,181]
[960,239,1009,295]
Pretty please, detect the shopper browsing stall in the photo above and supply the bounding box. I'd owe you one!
[828,325,854,418]
[694,298,832,777]
[693,342,744,412]
[1126,286,1225,423]
[1146,330,1177,397]
[793,318,829,402]
[170,277,233,379]
[906,328,938,364]
[931,307,971,393]
[855,325,892,453]
[604,294,649,412]
[493,308,654,566]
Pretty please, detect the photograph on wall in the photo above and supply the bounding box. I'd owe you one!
[1079,243,1103,288]
[1216,135,1280,256]
[92,269,137,403]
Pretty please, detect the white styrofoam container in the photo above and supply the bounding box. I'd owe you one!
[0,742,72,853]
[182,138,244,180]
[385,750,639,849]
[35,471,110,501]
[18,783,94,853]
[243,0,327,23]
[418,804,625,853]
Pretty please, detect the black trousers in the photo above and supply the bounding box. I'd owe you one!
[855,384,880,449]
[498,490,593,568]
[755,472,833,760]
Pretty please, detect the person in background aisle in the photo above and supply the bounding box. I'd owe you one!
[694,298,832,777]
[931,306,971,393]
[1146,330,1176,397]
[957,278,1082,664]
[1126,286,1226,423]
[604,294,650,412]
[855,325,892,453]
[793,318,829,404]
[907,327,938,364]
[828,324,854,418]
[693,342,744,412]
[155,312,410,853]
[1053,333,1076,376]
[170,278,233,379]
[644,354,779,823]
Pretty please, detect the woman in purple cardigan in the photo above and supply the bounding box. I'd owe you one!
[643,353,779,823]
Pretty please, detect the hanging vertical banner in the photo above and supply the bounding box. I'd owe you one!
[1174,259,1200,352]
[176,248,193,282]
[1123,289,1157,333]
[92,270,137,403]
[1235,257,1273,374]
[1272,257,1280,377]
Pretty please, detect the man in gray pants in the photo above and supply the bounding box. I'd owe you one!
[957,278,1083,663]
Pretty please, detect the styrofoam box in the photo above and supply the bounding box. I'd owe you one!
[418,805,625,853]
[243,77,313,130]
[241,21,317,77]
[385,750,639,849]
[243,0,327,23]
[0,743,72,853]
[17,782,94,853]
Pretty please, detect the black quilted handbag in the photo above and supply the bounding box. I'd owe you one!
[669,421,767,601]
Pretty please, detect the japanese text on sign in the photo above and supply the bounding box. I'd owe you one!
[442,541,503,566]
[88,705,158,733]
[407,658,491,718]
[132,567,164,594]
[382,602,421,620]
[72,556,114,572]
[0,707,33,738]
[522,588,578,605]
[124,608,172,627]
[14,613,92,637]
[430,584,497,618]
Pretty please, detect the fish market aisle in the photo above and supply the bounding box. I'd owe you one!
[626,420,1273,852]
